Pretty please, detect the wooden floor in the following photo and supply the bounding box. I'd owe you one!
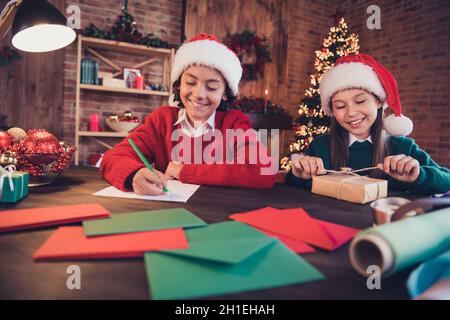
[0,167,420,299]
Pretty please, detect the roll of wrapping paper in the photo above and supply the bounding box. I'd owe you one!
[407,249,450,299]
[349,207,450,278]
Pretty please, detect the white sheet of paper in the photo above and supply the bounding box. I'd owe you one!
[93,180,200,203]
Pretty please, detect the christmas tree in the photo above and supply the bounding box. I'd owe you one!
[280,18,360,170]
[111,0,142,43]
[82,0,169,48]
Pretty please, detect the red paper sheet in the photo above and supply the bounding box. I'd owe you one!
[33,226,188,260]
[257,228,316,254]
[0,203,110,233]
[313,219,359,250]
[230,207,359,251]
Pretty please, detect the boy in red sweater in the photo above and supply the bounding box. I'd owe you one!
[100,33,276,195]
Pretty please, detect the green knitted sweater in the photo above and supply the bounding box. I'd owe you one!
[287,134,450,195]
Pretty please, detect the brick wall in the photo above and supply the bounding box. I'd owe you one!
[283,0,338,151]
[61,0,182,164]
[60,0,449,168]
[285,0,337,114]
[337,0,450,168]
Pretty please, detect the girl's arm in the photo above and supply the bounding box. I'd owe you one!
[178,116,276,189]
[285,146,317,189]
[389,137,450,195]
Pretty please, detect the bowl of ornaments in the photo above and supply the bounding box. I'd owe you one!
[105,111,140,133]
[0,128,76,186]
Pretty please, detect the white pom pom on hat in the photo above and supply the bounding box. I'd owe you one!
[171,33,243,96]
[383,114,413,137]
[319,53,413,136]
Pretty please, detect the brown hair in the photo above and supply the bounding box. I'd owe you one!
[329,96,390,178]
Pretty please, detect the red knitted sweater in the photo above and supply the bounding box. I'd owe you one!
[100,106,276,191]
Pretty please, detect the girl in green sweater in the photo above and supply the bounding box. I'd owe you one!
[287,54,450,195]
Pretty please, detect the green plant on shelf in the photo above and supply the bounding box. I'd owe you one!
[81,2,170,49]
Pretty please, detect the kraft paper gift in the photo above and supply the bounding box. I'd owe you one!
[312,173,387,204]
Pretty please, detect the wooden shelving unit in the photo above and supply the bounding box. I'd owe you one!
[79,84,170,96]
[74,36,174,165]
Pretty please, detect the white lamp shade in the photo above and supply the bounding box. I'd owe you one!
[12,24,76,52]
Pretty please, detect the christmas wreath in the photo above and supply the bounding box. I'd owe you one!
[224,30,271,81]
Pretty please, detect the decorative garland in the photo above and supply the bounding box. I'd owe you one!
[224,30,271,81]
[0,46,20,68]
[231,97,291,119]
[82,4,169,48]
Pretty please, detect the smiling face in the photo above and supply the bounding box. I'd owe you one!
[179,65,228,127]
[331,88,383,139]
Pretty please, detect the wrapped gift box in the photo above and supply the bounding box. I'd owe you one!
[101,78,126,88]
[312,173,387,204]
[0,171,29,203]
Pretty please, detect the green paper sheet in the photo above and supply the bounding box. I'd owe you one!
[144,221,325,300]
[165,238,275,264]
[359,208,450,275]
[161,221,275,264]
[83,208,206,237]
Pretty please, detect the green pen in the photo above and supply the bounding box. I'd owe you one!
[128,138,169,193]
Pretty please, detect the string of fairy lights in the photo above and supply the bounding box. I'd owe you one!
[280,18,360,170]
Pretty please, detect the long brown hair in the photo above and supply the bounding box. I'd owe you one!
[329,100,390,178]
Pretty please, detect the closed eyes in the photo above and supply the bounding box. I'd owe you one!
[185,81,219,91]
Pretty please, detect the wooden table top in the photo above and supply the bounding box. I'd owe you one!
[0,167,420,300]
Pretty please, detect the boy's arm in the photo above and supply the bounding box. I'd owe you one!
[100,113,159,191]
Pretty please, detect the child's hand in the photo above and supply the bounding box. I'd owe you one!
[378,155,420,183]
[292,156,327,179]
[165,161,184,180]
[132,167,168,195]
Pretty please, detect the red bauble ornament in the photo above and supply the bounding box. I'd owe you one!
[321,48,327,53]
[0,131,13,150]
[20,129,61,165]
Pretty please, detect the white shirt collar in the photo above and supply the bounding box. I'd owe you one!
[349,133,372,147]
[173,108,216,138]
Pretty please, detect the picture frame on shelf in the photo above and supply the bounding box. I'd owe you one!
[123,68,141,88]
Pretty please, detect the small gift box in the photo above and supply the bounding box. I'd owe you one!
[0,165,29,203]
[312,173,387,204]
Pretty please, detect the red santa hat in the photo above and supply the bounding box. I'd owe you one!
[171,33,242,96]
[319,53,413,136]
